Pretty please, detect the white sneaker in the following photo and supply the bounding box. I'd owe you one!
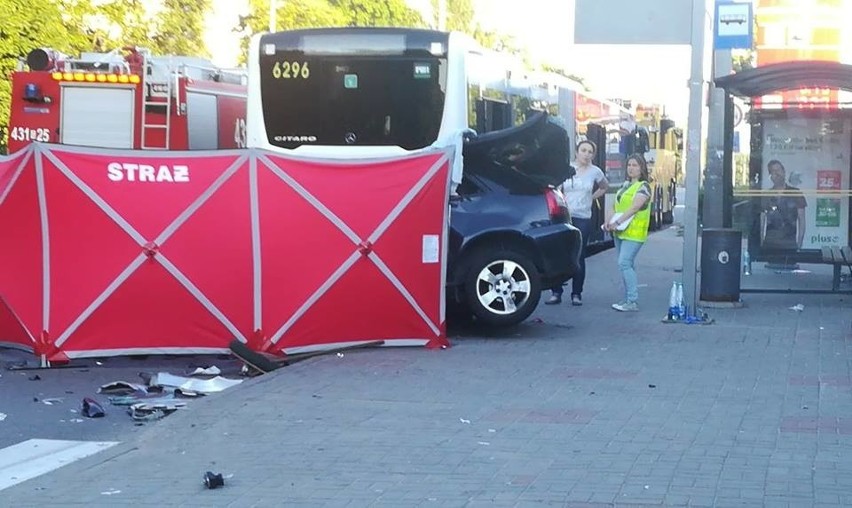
[612,301,639,312]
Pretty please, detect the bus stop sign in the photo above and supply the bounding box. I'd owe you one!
[714,1,753,50]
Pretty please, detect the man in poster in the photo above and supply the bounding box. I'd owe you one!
[762,160,807,250]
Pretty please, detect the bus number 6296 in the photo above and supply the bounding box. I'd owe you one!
[272,61,310,80]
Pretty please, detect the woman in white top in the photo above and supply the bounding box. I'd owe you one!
[546,140,609,306]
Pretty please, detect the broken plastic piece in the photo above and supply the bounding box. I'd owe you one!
[81,397,105,418]
[203,471,225,489]
[187,366,221,376]
[150,373,243,394]
[128,406,166,421]
[99,381,148,396]
[789,304,805,312]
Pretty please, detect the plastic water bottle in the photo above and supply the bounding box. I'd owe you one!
[676,282,685,319]
[742,249,751,276]
[668,282,679,320]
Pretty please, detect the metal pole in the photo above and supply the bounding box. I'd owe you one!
[682,0,711,316]
[702,49,733,229]
[269,0,277,33]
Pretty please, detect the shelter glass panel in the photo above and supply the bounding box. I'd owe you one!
[737,107,852,293]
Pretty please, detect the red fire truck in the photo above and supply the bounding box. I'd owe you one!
[7,46,248,153]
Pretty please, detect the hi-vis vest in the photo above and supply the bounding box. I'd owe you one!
[615,181,651,242]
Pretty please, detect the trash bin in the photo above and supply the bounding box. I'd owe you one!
[700,228,741,302]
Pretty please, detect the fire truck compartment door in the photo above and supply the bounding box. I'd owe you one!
[60,86,134,149]
[186,92,218,150]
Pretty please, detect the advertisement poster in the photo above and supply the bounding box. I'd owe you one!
[761,116,851,250]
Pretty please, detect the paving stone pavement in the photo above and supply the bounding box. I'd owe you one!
[2,228,850,507]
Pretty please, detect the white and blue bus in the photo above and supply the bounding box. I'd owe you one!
[246,28,637,170]
[246,27,643,240]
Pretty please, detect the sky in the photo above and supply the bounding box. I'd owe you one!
[200,0,702,124]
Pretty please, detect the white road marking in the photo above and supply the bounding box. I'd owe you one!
[0,439,119,491]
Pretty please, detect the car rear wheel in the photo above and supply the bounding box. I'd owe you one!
[463,248,541,327]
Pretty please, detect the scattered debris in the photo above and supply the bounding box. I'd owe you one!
[28,374,41,381]
[128,406,166,422]
[477,441,490,446]
[648,384,657,389]
[229,339,385,375]
[81,398,106,418]
[789,304,805,312]
[187,366,221,376]
[150,372,243,394]
[99,381,148,396]
[41,398,63,405]
[336,353,344,358]
[69,418,84,423]
[101,489,121,496]
[488,429,496,433]
[203,471,225,489]
[459,418,470,424]
[0,413,6,421]
[109,395,186,407]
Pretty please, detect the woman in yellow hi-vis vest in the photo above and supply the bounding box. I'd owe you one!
[604,154,652,312]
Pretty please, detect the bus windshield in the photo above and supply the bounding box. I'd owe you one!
[257,29,449,151]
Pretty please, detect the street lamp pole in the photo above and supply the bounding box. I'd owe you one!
[269,0,278,32]
[682,0,711,316]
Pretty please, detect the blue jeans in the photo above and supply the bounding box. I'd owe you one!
[614,237,644,303]
[553,217,592,297]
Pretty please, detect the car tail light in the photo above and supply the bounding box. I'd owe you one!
[545,189,570,222]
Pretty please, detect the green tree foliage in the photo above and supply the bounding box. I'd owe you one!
[430,0,474,31]
[153,0,211,58]
[334,0,424,27]
[93,0,150,48]
[0,0,95,152]
[236,0,424,65]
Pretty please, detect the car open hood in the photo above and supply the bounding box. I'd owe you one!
[462,112,575,189]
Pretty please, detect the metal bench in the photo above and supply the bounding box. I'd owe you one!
[821,246,852,292]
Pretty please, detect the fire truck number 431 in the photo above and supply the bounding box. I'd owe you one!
[10,126,50,143]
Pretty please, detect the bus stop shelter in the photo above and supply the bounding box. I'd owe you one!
[714,60,852,294]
